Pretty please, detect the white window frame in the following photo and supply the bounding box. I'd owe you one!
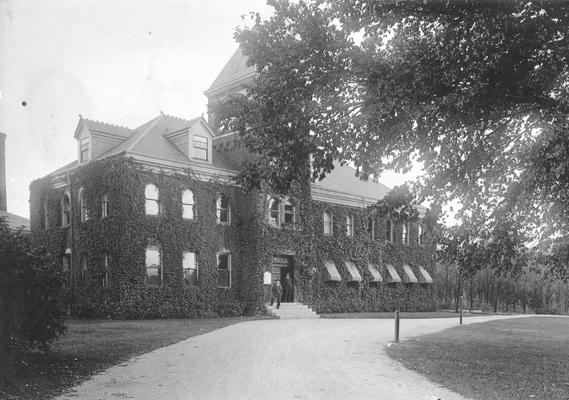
[79,136,90,163]
[183,251,198,284]
[145,245,162,287]
[145,184,160,216]
[193,135,209,161]
[182,189,196,220]
[216,194,231,224]
[101,194,109,218]
[323,211,333,236]
[217,251,231,288]
[346,215,354,237]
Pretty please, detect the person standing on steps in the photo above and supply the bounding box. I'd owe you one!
[270,279,283,309]
[283,273,293,303]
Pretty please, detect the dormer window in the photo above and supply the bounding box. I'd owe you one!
[193,136,208,161]
[79,137,90,162]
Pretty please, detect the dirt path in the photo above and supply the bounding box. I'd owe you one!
[55,315,528,400]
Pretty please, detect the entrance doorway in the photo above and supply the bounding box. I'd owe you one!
[271,255,294,303]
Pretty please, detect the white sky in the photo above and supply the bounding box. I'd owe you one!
[0,0,413,219]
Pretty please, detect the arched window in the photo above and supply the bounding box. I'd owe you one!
[323,211,333,236]
[101,194,109,218]
[268,197,280,226]
[182,190,195,219]
[79,188,89,222]
[386,219,393,242]
[61,192,70,227]
[216,194,230,224]
[283,199,295,226]
[145,184,160,215]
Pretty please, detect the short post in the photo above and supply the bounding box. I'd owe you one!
[394,309,400,343]
[459,295,463,325]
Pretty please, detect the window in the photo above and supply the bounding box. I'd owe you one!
[183,251,198,284]
[193,135,208,161]
[79,254,88,287]
[402,222,409,245]
[61,193,70,227]
[44,203,50,229]
[283,199,295,226]
[62,254,70,287]
[182,190,195,219]
[79,137,90,162]
[386,219,393,242]
[217,252,231,288]
[79,188,89,222]
[368,216,375,239]
[102,253,110,287]
[268,197,295,227]
[101,194,109,218]
[145,246,161,286]
[323,211,333,236]
[346,215,354,237]
[145,184,160,215]
[216,194,231,224]
[268,197,280,226]
[418,224,424,245]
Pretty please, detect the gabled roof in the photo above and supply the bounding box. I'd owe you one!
[74,117,133,139]
[0,211,30,231]
[313,163,391,203]
[205,47,256,95]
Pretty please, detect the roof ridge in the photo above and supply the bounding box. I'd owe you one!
[126,115,163,152]
[160,111,201,124]
[81,117,132,131]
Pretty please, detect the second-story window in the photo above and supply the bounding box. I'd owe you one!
[386,219,393,242]
[101,194,109,218]
[79,188,89,222]
[346,215,354,237]
[402,221,409,245]
[182,190,195,219]
[79,137,90,162]
[193,136,208,161]
[216,194,231,224]
[418,224,424,245]
[145,184,160,215]
[268,197,280,226]
[323,211,333,236]
[61,193,70,227]
[283,200,295,226]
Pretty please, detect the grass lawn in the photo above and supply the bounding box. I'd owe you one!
[386,316,569,400]
[1,316,267,400]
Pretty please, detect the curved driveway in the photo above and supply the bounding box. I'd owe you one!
[56,315,527,400]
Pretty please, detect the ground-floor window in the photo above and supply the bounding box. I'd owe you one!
[183,251,198,284]
[145,246,161,286]
[217,252,231,288]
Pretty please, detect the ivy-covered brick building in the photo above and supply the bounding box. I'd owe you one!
[29,48,435,318]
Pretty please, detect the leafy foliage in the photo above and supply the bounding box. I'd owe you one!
[0,219,66,356]
[217,0,569,277]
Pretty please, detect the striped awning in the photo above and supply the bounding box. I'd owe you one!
[344,261,362,282]
[367,263,383,283]
[323,261,341,282]
[385,264,402,283]
[402,264,419,283]
[417,266,434,284]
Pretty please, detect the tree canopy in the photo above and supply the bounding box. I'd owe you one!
[216,0,569,277]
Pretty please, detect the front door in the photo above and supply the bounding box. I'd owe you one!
[271,256,294,303]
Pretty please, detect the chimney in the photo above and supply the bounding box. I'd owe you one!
[0,132,6,211]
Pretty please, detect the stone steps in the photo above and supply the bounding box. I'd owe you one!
[265,302,319,319]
